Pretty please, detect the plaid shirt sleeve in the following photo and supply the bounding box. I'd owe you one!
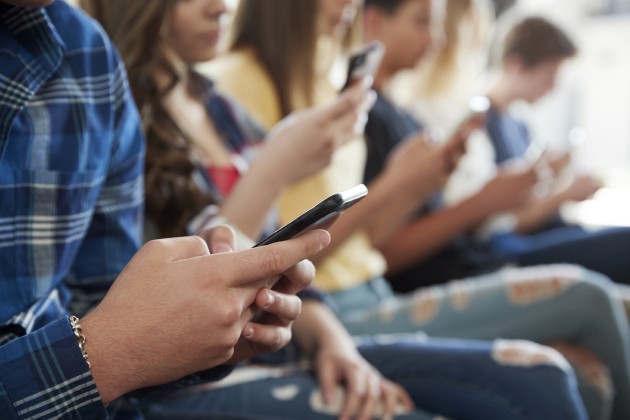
[0,318,107,420]
[64,58,145,319]
[0,2,144,418]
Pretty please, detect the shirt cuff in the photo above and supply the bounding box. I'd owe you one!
[0,317,107,419]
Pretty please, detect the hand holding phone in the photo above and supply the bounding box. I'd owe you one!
[457,95,490,134]
[341,41,385,92]
[441,96,490,171]
[254,184,368,247]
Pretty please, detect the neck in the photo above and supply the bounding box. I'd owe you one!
[153,59,189,96]
[373,61,396,93]
[486,76,517,112]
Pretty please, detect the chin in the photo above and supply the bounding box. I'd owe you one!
[190,52,217,64]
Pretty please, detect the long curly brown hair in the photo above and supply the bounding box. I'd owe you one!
[79,0,215,237]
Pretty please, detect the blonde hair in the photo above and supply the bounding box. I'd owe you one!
[417,0,494,98]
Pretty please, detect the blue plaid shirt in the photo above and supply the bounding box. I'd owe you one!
[0,1,144,418]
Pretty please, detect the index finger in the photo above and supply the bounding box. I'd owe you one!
[198,229,331,288]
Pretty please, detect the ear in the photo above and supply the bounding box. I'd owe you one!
[363,6,387,41]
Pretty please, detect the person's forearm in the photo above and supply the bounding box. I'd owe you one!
[365,173,435,247]
[309,173,429,264]
[513,192,567,234]
[381,194,495,275]
[218,158,286,240]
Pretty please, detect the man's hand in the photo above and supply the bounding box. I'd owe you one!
[80,228,330,403]
[560,174,601,202]
[475,165,540,213]
[442,112,485,174]
[383,134,451,197]
[199,226,317,362]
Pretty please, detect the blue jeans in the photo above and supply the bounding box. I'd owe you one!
[329,266,630,420]
[140,338,586,420]
[490,226,630,285]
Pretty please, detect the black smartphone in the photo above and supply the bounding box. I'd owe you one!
[253,184,368,247]
[340,41,385,92]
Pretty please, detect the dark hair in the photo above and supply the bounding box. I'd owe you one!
[364,0,410,14]
[80,0,215,237]
[502,17,577,68]
[229,0,318,117]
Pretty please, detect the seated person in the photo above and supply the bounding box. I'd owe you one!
[478,16,630,284]
[78,0,598,418]
[209,0,630,418]
[0,0,327,417]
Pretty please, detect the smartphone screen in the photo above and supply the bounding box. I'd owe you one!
[254,184,368,247]
[341,41,385,92]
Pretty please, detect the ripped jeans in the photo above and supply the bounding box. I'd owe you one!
[140,337,586,420]
[331,265,630,420]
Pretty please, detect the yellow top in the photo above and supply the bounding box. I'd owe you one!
[205,48,387,292]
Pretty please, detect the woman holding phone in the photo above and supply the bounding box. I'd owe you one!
[209,0,630,418]
[80,0,591,418]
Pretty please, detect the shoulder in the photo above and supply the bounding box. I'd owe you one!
[203,49,282,128]
[367,94,420,143]
[207,49,276,97]
[46,2,121,70]
[205,49,265,82]
[205,84,268,144]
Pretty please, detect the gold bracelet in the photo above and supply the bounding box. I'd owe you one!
[69,315,92,370]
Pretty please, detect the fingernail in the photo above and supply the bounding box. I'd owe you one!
[264,290,275,308]
[243,326,254,338]
[353,113,368,136]
[323,390,332,405]
[318,230,331,248]
[365,90,377,108]
[362,75,374,89]
[213,244,234,254]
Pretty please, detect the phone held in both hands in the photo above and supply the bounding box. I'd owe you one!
[341,41,385,92]
[254,184,368,247]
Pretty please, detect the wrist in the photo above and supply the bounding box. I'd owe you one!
[80,313,135,404]
[372,171,409,201]
[69,316,91,370]
[249,154,289,192]
[463,193,496,222]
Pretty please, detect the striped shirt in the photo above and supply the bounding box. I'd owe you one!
[0,1,144,418]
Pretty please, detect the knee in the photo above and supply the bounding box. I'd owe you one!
[491,340,588,419]
[492,339,572,372]
[549,342,614,402]
[570,267,622,313]
[503,264,618,309]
